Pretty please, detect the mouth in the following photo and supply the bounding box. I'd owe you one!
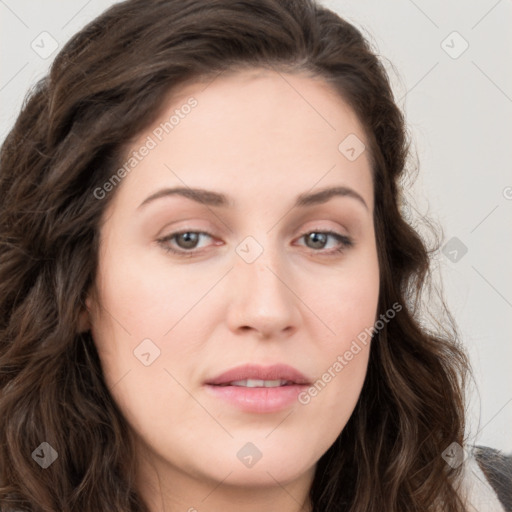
[204,363,311,387]
[214,379,299,388]
[203,364,311,413]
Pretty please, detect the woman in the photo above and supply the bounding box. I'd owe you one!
[0,0,510,511]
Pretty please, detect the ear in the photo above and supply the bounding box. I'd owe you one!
[77,295,92,333]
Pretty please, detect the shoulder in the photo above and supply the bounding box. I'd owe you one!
[474,445,512,511]
[457,444,512,512]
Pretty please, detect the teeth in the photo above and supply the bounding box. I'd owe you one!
[228,379,289,388]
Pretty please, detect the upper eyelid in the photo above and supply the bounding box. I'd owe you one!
[159,227,347,239]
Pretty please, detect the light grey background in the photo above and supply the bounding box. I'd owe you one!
[1,0,511,453]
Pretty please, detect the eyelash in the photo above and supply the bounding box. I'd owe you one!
[157,229,354,258]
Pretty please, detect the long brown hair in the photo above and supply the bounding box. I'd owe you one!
[0,0,471,510]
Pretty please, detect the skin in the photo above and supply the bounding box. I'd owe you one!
[82,67,380,512]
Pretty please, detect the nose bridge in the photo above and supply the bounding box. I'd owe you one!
[236,233,289,303]
[227,232,299,336]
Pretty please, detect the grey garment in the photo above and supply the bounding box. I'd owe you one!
[474,445,512,511]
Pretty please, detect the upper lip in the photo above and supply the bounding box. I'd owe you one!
[205,364,311,385]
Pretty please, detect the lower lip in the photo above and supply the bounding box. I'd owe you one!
[204,384,308,413]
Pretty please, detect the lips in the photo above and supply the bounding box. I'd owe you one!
[205,363,311,386]
[203,363,311,413]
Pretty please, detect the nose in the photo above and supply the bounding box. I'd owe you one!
[225,245,301,340]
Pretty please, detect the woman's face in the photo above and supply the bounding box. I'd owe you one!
[85,68,379,497]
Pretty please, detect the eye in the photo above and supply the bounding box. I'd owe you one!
[296,230,353,255]
[157,230,215,257]
[157,229,354,258]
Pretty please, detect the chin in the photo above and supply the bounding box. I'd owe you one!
[196,439,316,486]
[206,458,312,487]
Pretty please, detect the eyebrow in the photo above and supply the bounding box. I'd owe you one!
[137,185,368,210]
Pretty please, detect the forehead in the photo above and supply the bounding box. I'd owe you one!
[109,67,373,214]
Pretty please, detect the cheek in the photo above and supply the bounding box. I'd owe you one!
[298,305,373,449]
[297,251,379,421]
[92,242,210,342]
[306,250,380,343]
[88,243,216,402]
[312,278,375,399]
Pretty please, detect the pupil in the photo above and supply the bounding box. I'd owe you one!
[178,232,198,249]
[307,232,326,249]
